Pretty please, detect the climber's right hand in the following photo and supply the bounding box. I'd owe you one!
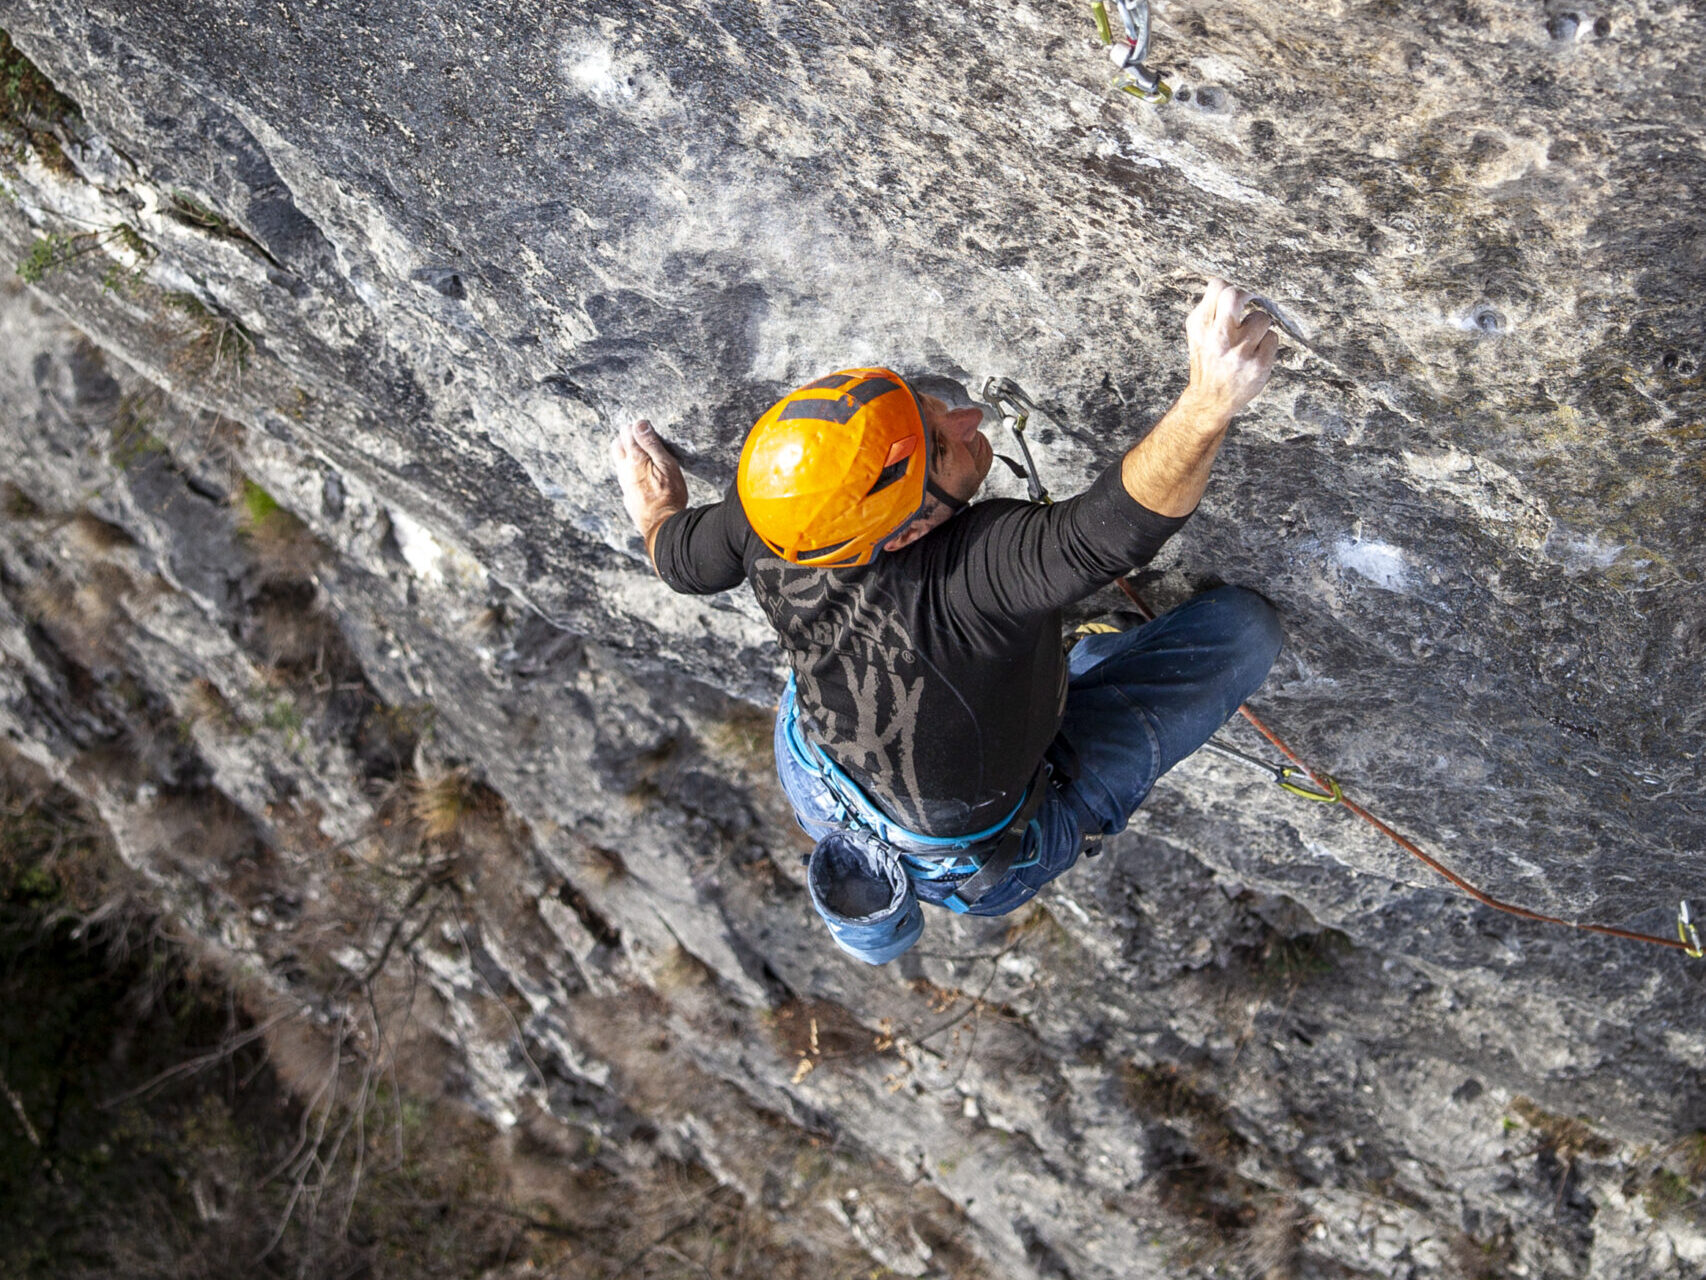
[1181,278,1279,426]
[611,420,688,555]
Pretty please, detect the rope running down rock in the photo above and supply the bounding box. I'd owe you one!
[1113,576,1700,958]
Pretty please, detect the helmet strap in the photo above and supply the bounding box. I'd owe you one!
[925,477,968,513]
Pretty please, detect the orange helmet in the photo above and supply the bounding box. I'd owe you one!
[738,368,942,567]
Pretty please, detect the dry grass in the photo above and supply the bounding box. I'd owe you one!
[701,704,774,774]
[149,788,263,876]
[1508,1097,1613,1161]
[1449,1226,1519,1280]
[619,738,680,814]
[546,985,993,1280]
[572,842,627,887]
[162,292,254,384]
[1123,1060,1272,1248]
[68,509,134,554]
[409,767,490,844]
[21,568,127,669]
[464,605,506,642]
[1242,925,1353,989]
[183,677,238,730]
[1235,1196,1308,1279]
[243,584,339,671]
[768,998,890,1081]
[2,481,44,519]
[234,479,320,578]
[646,940,712,994]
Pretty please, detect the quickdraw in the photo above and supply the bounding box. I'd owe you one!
[982,376,1053,504]
[1091,0,1171,104]
[1115,576,1702,960]
[1200,737,1343,803]
[979,367,1696,958]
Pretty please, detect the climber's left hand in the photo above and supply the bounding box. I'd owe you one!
[611,420,688,558]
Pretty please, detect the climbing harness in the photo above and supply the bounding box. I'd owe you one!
[1111,576,1702,959]
[1091,0,1171,103]
[981,376,1053,504]
[781,677,1048,911]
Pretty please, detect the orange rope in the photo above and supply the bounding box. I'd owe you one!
[1114,578,1692,955]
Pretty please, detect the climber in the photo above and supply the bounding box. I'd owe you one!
[610,279,1283,964]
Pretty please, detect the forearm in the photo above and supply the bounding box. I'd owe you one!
[1119,390,1232,518]
[642,505,685,571]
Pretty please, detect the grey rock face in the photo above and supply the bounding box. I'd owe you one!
[0,0,1703,1274]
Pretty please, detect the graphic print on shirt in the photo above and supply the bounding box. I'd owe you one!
[752,557,936,830]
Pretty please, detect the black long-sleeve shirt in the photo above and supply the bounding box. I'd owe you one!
[654,463,1188,836]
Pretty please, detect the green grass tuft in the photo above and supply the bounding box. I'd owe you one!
[0,29,78,126]
[0,29,80,174]
[1641,1168,1694,1219]
[239,478,281,527]
[16,224,153,286]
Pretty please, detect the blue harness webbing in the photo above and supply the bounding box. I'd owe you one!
[780,677,1040,907]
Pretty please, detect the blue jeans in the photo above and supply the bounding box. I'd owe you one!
[779,587,1284,963]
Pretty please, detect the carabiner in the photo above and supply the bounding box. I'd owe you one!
[1095,0,1170,103]
[1091,0,1115,45]
[1277,768,1344,804]
[1202,738,1343,804]
[1681,900,1704,959]
[1111,0,1151,62]
[982,376,1051,504]
[1115,75,1172,104]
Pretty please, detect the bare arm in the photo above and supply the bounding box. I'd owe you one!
[1120,279,1279,517]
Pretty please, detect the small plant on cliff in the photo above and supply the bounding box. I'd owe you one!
[2,481,44,519]
[238,477,283,530]
[1628,1130,1706,1221]
[16,223,151,285]
[165,190,241,236]
[1685,1132,1706,1182]
[409,767,491,843]
[162,290,254,383]
[106,388,171,472]
[1254,927,1352,985]
[235,478,321,577]
[0,30,77,124]
[1507,1097,1614,1161]
[0,29,80,174]
[164,190,276,264]
[1641,1168,1694,1220]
